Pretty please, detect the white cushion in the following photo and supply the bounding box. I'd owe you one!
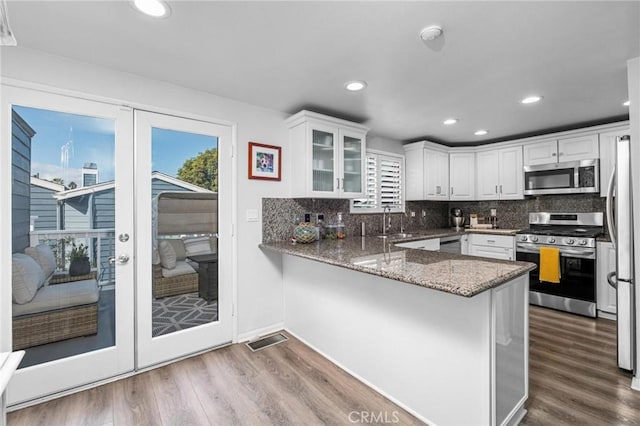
[162,260,196,278]
[183,236,213,256]
[12,254,45,304]
[12,279,99,317]
[25,244,57,283]
[158,240,177,270]
[164,239,186,260]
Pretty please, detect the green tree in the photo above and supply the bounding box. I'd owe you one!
[177,148,218,191]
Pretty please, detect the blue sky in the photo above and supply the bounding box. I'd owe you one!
[14,106,217,185]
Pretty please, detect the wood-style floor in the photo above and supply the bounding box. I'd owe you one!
[8,306,640,425]
[522,306,640,425]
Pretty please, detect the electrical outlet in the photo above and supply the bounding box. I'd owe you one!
[410,211,416,217]
[304,213,311,222]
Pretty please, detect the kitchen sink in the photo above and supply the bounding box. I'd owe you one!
[377,233,413,239]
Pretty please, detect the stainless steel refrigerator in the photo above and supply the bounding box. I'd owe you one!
[606,135,636,372]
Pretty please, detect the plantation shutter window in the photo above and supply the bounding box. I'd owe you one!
[351,152,404,213]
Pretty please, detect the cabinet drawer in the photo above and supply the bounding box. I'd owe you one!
[468,234,514,249]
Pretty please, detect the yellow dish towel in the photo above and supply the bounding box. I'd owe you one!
[539,246,561,284]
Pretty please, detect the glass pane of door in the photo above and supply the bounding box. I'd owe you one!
[312,129,334,192]
[11,105,117,367]
[135,110,232,369]
[151,128,219,337]
[343,135,362,193]
[3,86,134,405]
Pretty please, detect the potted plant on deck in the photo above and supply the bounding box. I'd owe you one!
[69,242,90,277]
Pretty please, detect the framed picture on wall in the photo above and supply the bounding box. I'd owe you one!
[248,141,281,181]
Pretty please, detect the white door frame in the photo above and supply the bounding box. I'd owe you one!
[1,85,135,405]
[134,110,235,368]
[1,80,239,406]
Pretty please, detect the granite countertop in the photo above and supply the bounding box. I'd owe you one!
[260,237,536,298]
[371,227,522,244]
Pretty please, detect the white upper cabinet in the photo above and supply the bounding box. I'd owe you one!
[523,139,558,165]
[558,134,599,162]
[449,152,475,200]
[404,143,426,201]
[403,141,449,200]
[286,111,368,198]
[599,127,629,196]
[476,146,523,200]
[425,148,449,200]
[524,134,599,165]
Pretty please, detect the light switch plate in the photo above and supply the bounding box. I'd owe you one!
[246,209,259,222]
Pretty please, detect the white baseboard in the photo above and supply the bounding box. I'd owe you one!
[597,310,616,321]
[236,322,284,343]
[632,375,640,391]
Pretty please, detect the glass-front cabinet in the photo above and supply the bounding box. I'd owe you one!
[287,110,368,198]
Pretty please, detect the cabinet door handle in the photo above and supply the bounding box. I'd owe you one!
[487,239,496,243]
[552,152,557,156]
[436,185,441,194]
[336,178,340,189]
[451,187,454,195]
[559,152,564,156]
[495,185,498,194]
[499,185,503,194]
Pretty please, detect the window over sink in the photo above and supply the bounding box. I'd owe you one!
[350,150,404,214]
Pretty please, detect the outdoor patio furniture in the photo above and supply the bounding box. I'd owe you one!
[11,247,99,350]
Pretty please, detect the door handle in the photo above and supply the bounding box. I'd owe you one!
[109,254,130,265]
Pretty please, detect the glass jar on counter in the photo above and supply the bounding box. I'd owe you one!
[325,224,346,239]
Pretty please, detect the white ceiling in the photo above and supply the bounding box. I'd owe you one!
[4,1,640,144]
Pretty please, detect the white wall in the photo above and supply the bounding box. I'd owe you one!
[367,134,403,155]
[0,47,288,342]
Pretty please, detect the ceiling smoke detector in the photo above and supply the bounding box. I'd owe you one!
[420,25,443,42]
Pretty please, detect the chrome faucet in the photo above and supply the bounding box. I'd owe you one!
[382,206,392,235]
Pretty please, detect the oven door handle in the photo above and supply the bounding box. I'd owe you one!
[516,244,596,259]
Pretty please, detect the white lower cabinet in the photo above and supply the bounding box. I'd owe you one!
[467,234,515,261]
[597,241,617,316]
[395,238,440,251]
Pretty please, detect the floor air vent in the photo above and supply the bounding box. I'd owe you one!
[246,332,288,352]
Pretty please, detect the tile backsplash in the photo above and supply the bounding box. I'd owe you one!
[262,194,606,243]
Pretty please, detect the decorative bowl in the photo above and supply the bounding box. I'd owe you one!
[294,222,317,244]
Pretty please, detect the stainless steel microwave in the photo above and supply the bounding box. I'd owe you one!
[523,159,599,195]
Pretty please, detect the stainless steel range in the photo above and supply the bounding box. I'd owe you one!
[516,212,604,317]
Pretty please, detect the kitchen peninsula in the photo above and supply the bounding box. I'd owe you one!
[261,236,535,426]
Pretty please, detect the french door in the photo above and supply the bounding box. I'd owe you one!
[134,110,233,368]
[1,86,234,405]
[1,86,135,404]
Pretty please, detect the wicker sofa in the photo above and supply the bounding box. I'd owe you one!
[12,247,99,350]
[153,238,198,298]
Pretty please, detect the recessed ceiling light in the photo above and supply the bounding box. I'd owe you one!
[521,95,543,104]
[443,118,458,125]
[474,130,488,136]
[420,25,443,42]
[344,81,367,92]
[623,100,630,107]
[133,0,171,18]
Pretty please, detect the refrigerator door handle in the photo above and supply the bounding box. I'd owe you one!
[606,166,617,250]
[607,271,618,289]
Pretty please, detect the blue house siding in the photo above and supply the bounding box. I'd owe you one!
[30,185,60,231]
[151,178,191,198]
[11,111,35,253]
[93,189,116,284]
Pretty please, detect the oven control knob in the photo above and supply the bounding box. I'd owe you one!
[519,235,528,242]
[548,238,556,244]
[531,236,539,242]
[579,239,588,245]
[567,239,575,245]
